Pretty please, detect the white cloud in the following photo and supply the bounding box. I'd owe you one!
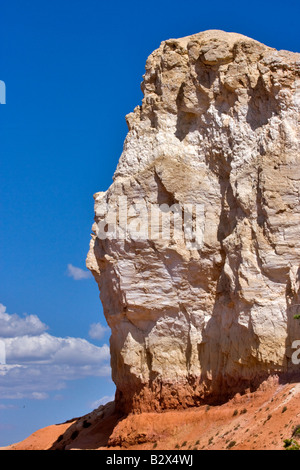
[90,394,115,410]
[0,363,111,400]
[0,304,48,338]
[31,392,48,400]
[0,403,16,410]
[3,334,110,365]
[89,322,109,340]
[0,304,111,400]
[67,264,92,280]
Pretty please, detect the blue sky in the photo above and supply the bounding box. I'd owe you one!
[0,0,299,447]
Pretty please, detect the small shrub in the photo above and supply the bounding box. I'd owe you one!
[287,445,300,450]
[263,414,272,425]
[240,408,247,415]
[233,409,238,417]
[282,406,288,414]
[284,438,300,450]
[227,441,236,449]
[294,314,300,320]
[293,425,300,437]
[153,442,157,449]
[208,437,213,445]
[284,439,292,448]
[181,441,187,447]
[206,405,210,412]
[195,440,200,445]
[175,444,180,449]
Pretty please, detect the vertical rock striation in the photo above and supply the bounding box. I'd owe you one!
[87,30,300,413]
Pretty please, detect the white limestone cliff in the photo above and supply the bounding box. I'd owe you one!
[87,30,300,412]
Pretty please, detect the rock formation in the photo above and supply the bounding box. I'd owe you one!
[86,30,300,413]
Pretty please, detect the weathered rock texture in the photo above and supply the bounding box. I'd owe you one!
[87,30,300,413]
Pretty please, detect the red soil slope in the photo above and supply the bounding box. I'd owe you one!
[3,378,300,451]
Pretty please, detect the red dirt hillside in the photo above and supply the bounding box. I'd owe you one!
[2,378,300,450]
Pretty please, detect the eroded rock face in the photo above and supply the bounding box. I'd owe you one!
[87,30,300,413]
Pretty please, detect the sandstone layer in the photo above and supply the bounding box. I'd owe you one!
[86,30,300,413]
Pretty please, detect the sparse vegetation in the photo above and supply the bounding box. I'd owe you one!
[233,409,238,417]
[283,426,300,450]
[293,425,300,437]
[283,439,300,450]
[181,441,187,447]
[227,441,236,449]
[263,414,272,425]
[240,408,247,415]
[282,406,288,413]
[153,442,157,449]
[195,440,200,445]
